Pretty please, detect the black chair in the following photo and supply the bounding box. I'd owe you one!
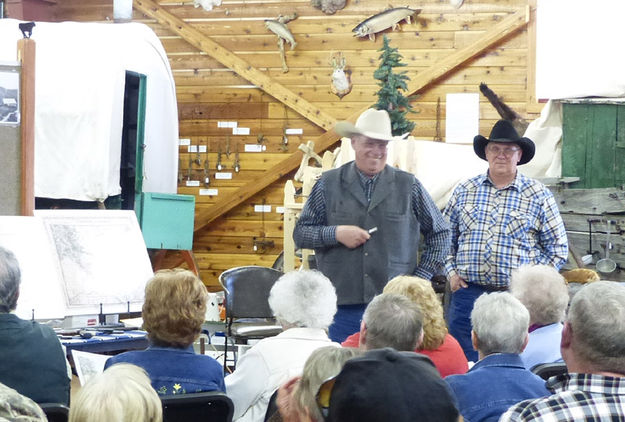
[218,266,284,370]
[530,362,568,380]
[161,391,234,422]
[38,403,69,422]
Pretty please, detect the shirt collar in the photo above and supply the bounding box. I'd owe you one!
[355,166,380,184]
[275,327,333,342]
[482,170,523,191]
[470,353,526,371]
[549,372,625,395]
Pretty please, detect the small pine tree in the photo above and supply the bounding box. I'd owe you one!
[373,35,416,136]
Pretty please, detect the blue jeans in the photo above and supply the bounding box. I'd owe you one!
[328,304,367,343]
[447,284,495,362]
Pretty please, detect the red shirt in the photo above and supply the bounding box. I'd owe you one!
[341,332,468,378]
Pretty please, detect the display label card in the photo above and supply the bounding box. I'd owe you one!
[179,138,191,146]
[218,121,237,128]
[276,206,285,214]
[254,205,272,213]
[215,173,232,180]
[186,180,200,187]
[245,144,266,152]
[188,145,198,153]
[233,127,250,135]
[198,145,207,153]
[199,189,218,196]
[285,128,303,135]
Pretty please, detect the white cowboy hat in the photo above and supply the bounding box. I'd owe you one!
[334,108,408,142]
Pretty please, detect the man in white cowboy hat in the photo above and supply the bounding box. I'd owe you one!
[294,108,450,343]
[443,119,568,362]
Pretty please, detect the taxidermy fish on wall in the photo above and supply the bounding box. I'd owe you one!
[353,7,421,41]
[311,0,346,14]
[194,0,221,11]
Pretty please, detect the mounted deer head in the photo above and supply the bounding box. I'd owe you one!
[330,52,352,99]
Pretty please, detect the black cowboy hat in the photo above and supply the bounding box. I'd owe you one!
[473,120,535,165]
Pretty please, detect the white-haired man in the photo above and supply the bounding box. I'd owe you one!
[445,292,548,422]
[501,281,625,421]
[294,108,450,342]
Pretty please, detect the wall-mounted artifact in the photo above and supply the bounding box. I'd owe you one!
[193,0,221,12]
[311,0,346,15]
[265,13,297,72]
[330,52,352,99]
[450,0,464,8]
[216,147,224,171]
[353,7,421,41]
[234,148,241,173]
[203,140,210,187]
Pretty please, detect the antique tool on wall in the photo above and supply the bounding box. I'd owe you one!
[253,198,275,253]
[216,147,224,171]
[353,7,421,41]
[178,156,184,183]
[194,142,202,165]
[187,154,193,181]
[596,220,617,273]
[233,144,241,173]
[225,135,231,158]
[280,103,290,152]
[203,139,210,187]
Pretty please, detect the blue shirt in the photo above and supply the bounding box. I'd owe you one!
[445,353,549,422]
[105,345,225,395]
[443,171,568,288]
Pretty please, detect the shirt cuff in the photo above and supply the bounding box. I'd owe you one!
[414,267,433,280]
[321,225,337,245]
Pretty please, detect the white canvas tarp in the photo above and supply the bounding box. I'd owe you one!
[0,20,178,201]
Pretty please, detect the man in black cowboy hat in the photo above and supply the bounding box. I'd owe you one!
[294,109,450,343]
[443,120,568,362]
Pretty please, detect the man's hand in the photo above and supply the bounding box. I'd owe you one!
[449,273,468,292]
[336,225,370,249]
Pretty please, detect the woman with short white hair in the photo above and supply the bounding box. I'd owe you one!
[226,269,339,422]
[510,264,569,369]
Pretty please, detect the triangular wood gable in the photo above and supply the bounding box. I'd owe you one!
[134,0,529,233]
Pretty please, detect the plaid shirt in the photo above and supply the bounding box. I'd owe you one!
[294,167,450,279]
[500,373,625,421]
[443,172,568,288]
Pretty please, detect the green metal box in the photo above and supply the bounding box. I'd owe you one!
[136,192,195,250]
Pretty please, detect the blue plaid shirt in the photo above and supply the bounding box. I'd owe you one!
[500,373,625,422]
[294,167,450,280]
[443,171,568,288]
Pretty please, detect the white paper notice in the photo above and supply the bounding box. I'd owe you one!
[188,145,198,153]
[254,205,272,213]
[179,138,191,146]
[276,206,285,214]
[215,173,232,180]
[198,145,207,153]
[245,144,265,152]
[445,93,479,144]
[186,180,200,187]
[218,121,238,128]
[285,128,303,135]
[199,189,218,196]
[233,127,250,135]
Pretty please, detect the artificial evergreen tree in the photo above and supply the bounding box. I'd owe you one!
[373,35,416,136]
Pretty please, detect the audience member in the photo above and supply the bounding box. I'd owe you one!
[226,269,339,422]
[105,269,224,395]
[0,246,70,405]
[326,347,459,422]
[501,281,625,421]
[445,292,548,422]
[510,264,569,369]
[69,363,162,422]
[342,276,468,376]
[0,381,47,422]
[357,293,423,351]
[276,346,361,422]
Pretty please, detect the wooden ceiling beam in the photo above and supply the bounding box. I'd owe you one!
[174,7,529,232]
[133,0,336,130]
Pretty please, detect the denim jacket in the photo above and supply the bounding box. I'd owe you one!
[105,345,225,395]
[445,353,549,422]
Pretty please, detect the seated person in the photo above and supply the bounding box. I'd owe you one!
[226,269,339,422]
[0,381,47,421]
[69,363,162,422]
[342,276,468,376]
[445,292,549,422]
[275,346,361,422]
[0,246,70,405]
[510,264,569,369]
[357,293,423,352]
[105,269,224,395]
[326,348,459,422]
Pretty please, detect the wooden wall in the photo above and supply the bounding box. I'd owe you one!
[48,0,539,289]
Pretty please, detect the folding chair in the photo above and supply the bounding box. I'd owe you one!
[161,391,234,422]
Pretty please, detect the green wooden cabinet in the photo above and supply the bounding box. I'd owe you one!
[562,102,625,188]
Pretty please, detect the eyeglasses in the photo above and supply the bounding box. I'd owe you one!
[486,144,520,157]
[316,376,337,419]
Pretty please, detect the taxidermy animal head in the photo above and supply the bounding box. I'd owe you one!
[19,22,35,39]
[450,0,464,8]
[310,0,347,15]
[193,0,221,11]
[330,53,352,99]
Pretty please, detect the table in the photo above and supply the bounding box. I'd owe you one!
[60,330,148,356]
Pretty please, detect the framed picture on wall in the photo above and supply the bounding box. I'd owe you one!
[0,62,20,125]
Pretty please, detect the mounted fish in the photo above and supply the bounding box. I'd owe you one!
[353,7,421,41]
[330,52,352,99]
[265,13,297,73]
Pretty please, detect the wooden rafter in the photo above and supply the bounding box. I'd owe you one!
[192,8,529,232]
[133,0,336,130]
